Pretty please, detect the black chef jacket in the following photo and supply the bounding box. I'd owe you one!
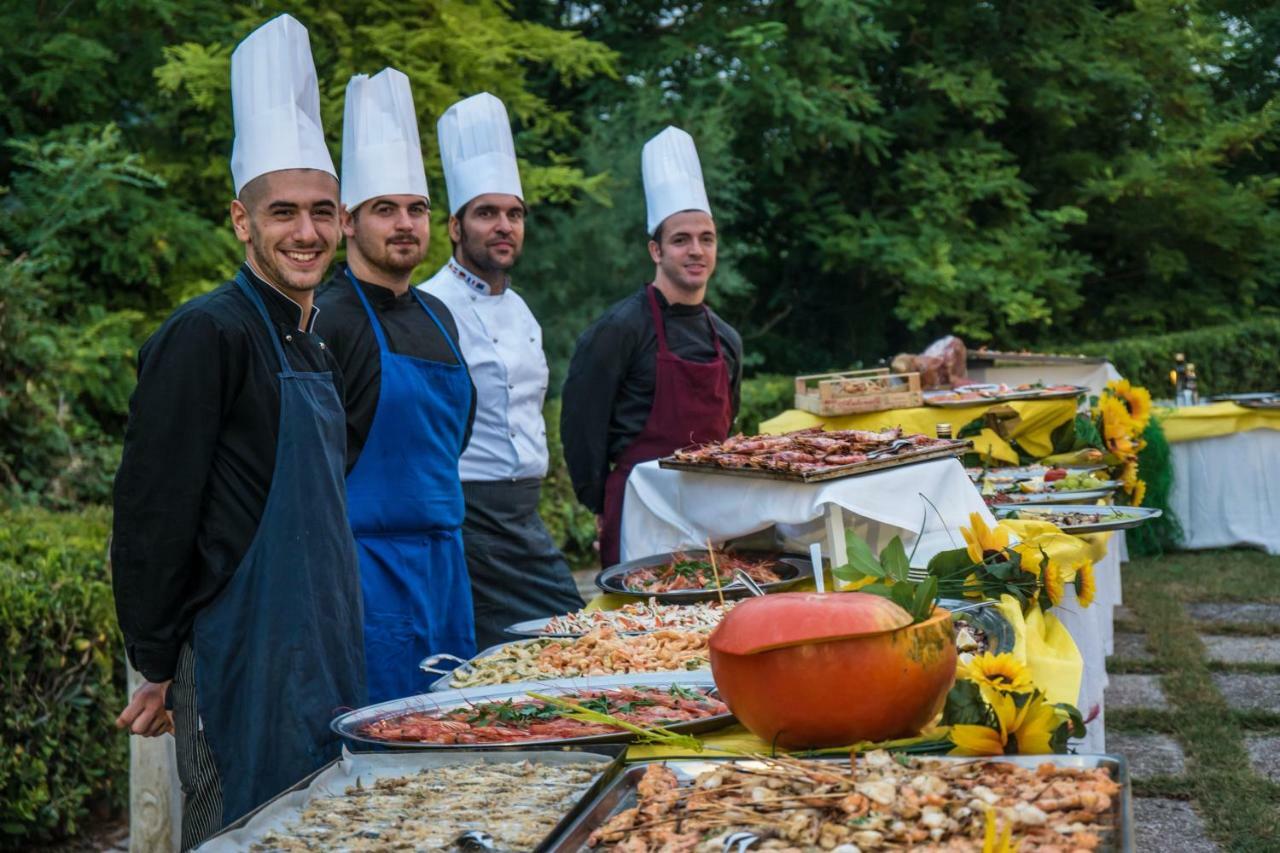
[313,264,476,472]
[111,264,343,684]
[560,285,743,514]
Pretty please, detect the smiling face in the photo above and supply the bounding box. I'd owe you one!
[230,169,340,295]
[342,194,430,289]
[449,193,526,277]
[649,210,717,296]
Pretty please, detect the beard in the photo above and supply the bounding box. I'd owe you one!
[351,227,427,278]
[458,221,521,275]
[247,221,329,294]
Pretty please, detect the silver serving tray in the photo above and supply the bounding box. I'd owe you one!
[924,384,1088,407]
[198,746,626,853]
[595,550,809,603]
[658,439,971,483]
[988,485,1119,506]
[1208,391,1279,402]
[422,641,714,692]
[504,610,728,639]
[992,504,1163,534]
[943,599,1016,655]
[1238,398,1280,410]
[969,463,1108,482]
[331,678,735,750]
[547,753,1132,852]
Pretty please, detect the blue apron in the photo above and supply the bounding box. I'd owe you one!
[344,269,476,703]
[193,273,366,828]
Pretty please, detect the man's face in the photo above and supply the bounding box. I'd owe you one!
[649,210,717,292]
[343,194,430,278]
[449,193,525,274]
[231,169,340,293]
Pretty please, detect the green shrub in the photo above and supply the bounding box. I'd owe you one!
[736,373,795,434]
[540,398,599,569]
[0,506,124,845]
[1076,317,1280,398]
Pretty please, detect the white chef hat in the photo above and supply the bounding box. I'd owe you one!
[436,92,524,215]
[642,126,712,236]
[230,14,336,196]
[341,68,429,211]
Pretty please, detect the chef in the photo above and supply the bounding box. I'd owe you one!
[315,69,477,703]
[110,15,365,848]
[561,127,743,566]
[420,93,583,649]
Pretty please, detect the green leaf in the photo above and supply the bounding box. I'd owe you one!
[942,679,989,726]
[910,576,939,622]
[843,533,886,578]
[928,548,977,578]
[880,536,910,582]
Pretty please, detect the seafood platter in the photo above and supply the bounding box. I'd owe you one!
[982,469,1122,506]
[924,382,1088,406]
[659,426,970,483]
[331,677,734,749]
[992,505,1164,535]
[421,627,712,691]
[506,598,736,638]
[594,549,808,603]
[555,750,1132,851]
[196,747,625,852]
[967,463,1109,484]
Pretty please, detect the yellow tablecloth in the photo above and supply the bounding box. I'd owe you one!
[1159,402,1280,443]
[759,399,1078,464]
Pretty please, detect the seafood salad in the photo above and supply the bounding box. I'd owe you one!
[252,760,601,851]
[358,685,728,745]
[1009,509,1136,529]
[671,426,950,475]
[621,552,783,593]
[589,751,1121,851]
[541,600,734,635]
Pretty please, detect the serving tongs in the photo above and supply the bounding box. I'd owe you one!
[865,437,914,460]
[731,569,767,597]
[723,831,761,851]
[419,652,469,674]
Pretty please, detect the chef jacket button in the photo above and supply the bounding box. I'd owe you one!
[529,336,535,342]
[285,334,293,343]
[508,383,514,390]
[319,342,326,350]
[510,431,516,438]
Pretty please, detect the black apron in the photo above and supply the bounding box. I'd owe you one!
[193,273,366,827]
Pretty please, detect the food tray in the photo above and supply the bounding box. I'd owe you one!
[658,439,971,483]
[924,384,1088,407]
[197,745,626,853]
[992,504,1163,534]
[548,754,1132,852]
[1207,392,1279,402]
[968,463,1108,482]
[331,678,735,749]
[422,643,716,692]
[967,350,1108,366]
[505,607,729,639]
[988,484,1120,505]
[943,599,1016,655]
[595,550,809,603]
[794,368,923,415]
[1238,397,1280,409]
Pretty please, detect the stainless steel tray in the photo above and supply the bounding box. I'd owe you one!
[924,384,1088,407]
[595,550,808,603]
[946,600,1016,655]
[548,753,1132,852]
[967,350,1107,366]
[658,439,971,483]
[1238,397,1280,409]
[505,607,729,639]
[969,463,1108,482]
[1208,392,1279,402]
[993,504,1163,534]
[331,678,735,749]
[988,484,1120,505]
[197,745,626,853]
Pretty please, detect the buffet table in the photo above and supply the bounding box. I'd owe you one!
[1164,403,1280,555]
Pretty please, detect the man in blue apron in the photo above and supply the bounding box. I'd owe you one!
[315,69,477,704]
[420,93,584,650]
[110,16,365,849]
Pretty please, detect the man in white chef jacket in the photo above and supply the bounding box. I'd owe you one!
[419,93,583,649]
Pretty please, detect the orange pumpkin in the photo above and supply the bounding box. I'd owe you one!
[709,592,956,749]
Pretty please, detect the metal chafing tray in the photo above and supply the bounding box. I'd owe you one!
[658,439,971,484]
[967,350,1108,366]
[421,643,715,691]
[993,504,1164,534]
[331,677,735,749]
[595,551,808,603]
[196,745,625,852]
[547,753,1132,852]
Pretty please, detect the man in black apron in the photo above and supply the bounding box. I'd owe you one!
[110,15,364,848]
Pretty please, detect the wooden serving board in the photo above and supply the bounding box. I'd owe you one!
[658,439,972,484]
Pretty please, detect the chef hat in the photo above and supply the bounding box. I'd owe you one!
[437,93,524,215]
[341,68,429,211]
[642,126,712,236]
[230,14,336,196]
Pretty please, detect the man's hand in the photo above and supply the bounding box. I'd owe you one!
[116,679,174,737]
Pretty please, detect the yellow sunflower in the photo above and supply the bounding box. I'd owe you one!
[1011,542,1043,577]
[961,512,1009,564]
[1119,460,1139,494]
[1008,693,1061,755]
[959,652,1033,694]
[1131,478,1147,507]
[1042,560,1065,606]
[1097,395,1134,445]
[950,687,1017,756]
[1108,379,1153,432]
[1074,560,1097,608]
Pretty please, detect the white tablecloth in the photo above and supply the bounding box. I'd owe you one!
[1170,429,1280,555]
[620,458,996,564]
[1057,533,1122,754]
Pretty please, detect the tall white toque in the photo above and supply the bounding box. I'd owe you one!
[642,126,711,236]
[341,68,429,211]
[229,14,336,196]
[437,92,524,215]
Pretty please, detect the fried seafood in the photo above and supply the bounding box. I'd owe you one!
[253,760,600,851]
[671,427,952,475]
[589,750,1121,851]
[621,552,783,593]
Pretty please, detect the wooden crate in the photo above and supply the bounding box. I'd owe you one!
[794,369,923,415]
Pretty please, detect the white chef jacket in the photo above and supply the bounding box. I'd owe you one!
[420,259,550,482]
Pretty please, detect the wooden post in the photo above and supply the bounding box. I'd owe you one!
[126,660,182,852]
[824,503,849,589]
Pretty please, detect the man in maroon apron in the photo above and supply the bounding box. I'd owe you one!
[561,127,743,566]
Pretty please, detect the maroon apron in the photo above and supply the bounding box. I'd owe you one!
[600,285,733,566]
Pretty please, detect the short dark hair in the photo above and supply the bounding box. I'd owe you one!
[650,220,665,244]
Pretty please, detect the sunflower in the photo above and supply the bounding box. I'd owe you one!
[1108,379,1153,432]
[1096,395,1134,445]
[1042,560,1065,606]
[1131,478,1147,507]
[959,652,1033,694]
[1074,560,1097,608]
[949,688,1017,756]
[1008,693,1061,755]
[1119,460,1139,494]
[961,512,1009,565]
[1011,542,1043,577]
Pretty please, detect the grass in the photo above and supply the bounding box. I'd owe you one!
[1123,548,1280,851]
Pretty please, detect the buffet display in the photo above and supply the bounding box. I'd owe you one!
[594,550,807,602]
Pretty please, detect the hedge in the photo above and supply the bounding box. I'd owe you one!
[1076,316,1280,398]
[0,506,125,846]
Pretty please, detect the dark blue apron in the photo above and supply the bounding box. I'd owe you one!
[193,272,366,828]
[344,269,476,703]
